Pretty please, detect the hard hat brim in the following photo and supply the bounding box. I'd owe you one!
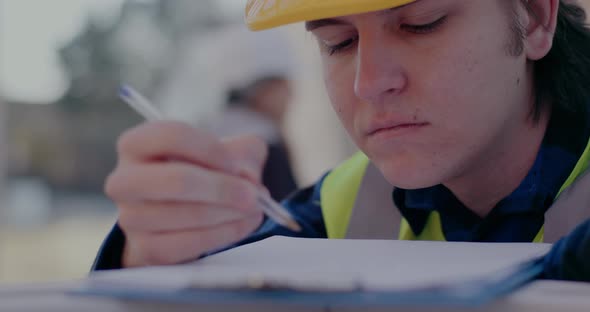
[246,0,417,31]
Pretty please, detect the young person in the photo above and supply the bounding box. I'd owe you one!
[94,0,590,280]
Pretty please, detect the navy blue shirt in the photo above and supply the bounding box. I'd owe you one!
[394,143,578,242]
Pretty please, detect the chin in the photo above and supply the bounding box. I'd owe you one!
[373,159,443,190]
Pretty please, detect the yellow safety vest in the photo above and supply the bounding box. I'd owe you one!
[320,139,590,243]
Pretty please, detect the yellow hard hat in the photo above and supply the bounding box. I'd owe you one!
[245,0,417,31]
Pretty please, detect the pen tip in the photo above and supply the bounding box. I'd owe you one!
[287,219,302,232]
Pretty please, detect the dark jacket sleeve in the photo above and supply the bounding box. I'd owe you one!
[262,142,298,201]
[92,224,126,271]
[542,219,590,281]
[91,175,329,271]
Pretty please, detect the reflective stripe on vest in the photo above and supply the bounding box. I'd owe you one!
[321,137,590,243]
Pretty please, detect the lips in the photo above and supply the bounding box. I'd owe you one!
[366,121,430,137]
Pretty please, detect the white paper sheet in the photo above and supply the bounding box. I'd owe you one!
[90,237,551,292]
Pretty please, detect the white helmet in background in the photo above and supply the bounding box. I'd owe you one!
[201,24,295,89]
[155,23,296,123]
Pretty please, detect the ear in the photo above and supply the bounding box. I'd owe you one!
[524,0,559,60]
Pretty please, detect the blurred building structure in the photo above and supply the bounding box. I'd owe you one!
[4,0,240,195]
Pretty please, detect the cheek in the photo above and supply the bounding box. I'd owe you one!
[323,59,358,134]
[421,42,509,133]
[408,35,526,165]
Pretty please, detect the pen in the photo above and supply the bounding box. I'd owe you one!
[118,84,302,232]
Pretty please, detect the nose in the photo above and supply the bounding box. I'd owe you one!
[353,31,408,104]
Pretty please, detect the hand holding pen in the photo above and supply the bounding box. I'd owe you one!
[105,85,300,268]
[119,85,300,232]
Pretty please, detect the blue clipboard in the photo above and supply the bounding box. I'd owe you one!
[71,258,544,308]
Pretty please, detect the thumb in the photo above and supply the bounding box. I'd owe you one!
[222,135,268,184]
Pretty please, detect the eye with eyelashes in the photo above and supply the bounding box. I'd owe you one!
[323,15,448,56]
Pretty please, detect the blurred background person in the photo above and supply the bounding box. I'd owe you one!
[209,76,298,201]
[197,26,298,201]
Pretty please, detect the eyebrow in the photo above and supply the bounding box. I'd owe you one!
[304,1,421,31]
[305,19,348,31]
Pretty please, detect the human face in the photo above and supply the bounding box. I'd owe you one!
[308,0,532,189]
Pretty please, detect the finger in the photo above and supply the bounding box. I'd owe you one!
[117,121,238,174]
[105,162,259,211]
[117,201,262,233]
[222,135,268,183]
[123,214,264,267]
